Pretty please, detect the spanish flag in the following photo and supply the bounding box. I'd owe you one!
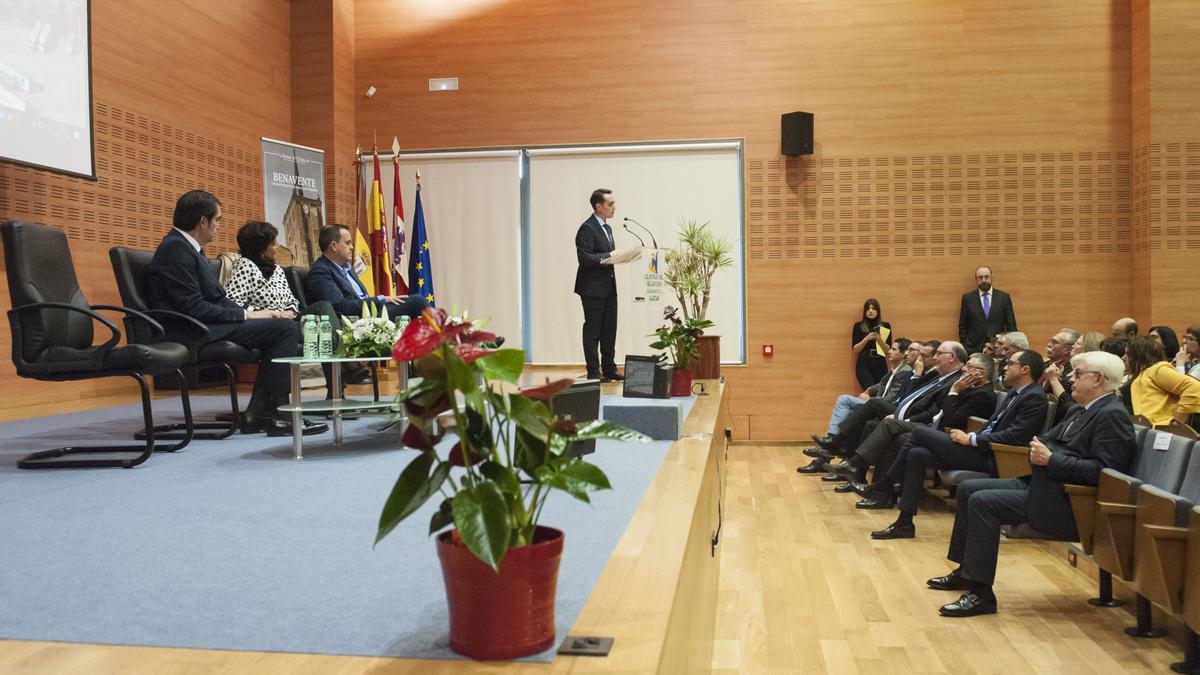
[367,150,392,296]
[353,151,375,296]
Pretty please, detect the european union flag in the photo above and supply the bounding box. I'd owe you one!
[407,184,435,306]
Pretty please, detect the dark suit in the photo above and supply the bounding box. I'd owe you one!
[145,228,298,402]
[855,378,995,470]
[892,383,1049,515]
[834,370,959,456]
[958,288,1017,353]
[574,214,618,376]
[947,393,1135,585]
[304,255,427,320]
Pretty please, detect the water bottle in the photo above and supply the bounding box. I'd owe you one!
[302,315,318,359]
[318,316,334,358]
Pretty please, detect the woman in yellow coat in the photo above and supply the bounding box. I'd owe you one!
[1125,336,1200,426]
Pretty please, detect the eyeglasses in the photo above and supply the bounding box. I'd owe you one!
[1184,335,1198,343]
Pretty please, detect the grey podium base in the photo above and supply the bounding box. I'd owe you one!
[602,397,688,440]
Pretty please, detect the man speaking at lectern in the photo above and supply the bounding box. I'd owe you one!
[575,188,627,382]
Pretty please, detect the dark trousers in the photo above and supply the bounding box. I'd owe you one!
[946,477,1033,585]
[207,317,299,404]
[580,294,618,375]
[897,425,993,516]
[856,357,886,391]
[835,397,895,452]
[856,417,917,466]
[382,294,429,320]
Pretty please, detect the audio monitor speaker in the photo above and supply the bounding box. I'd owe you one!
[781,111,814,156]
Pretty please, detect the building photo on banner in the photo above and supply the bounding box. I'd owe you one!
[261,137,326,268]
[365,140,745,367]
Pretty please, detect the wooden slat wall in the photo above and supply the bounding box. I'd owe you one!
[0,0,292,408]
[352,0,1150,438]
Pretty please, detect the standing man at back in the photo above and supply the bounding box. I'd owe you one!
[575,188,624,382]
[958,266,1017,354]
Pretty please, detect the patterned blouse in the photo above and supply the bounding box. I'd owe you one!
[224,257,299,312]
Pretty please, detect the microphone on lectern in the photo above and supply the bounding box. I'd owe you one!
[623,217,658,249]
[621,222,645,247]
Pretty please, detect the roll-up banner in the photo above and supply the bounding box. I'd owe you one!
[261,137,326,267]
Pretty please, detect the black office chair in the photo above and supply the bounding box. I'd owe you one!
[109,246,261,440]
[3,221,194,468]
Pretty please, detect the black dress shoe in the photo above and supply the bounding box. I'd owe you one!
[813,434,839,451]
[852,482,874,497]
[828,460,860,479]
[833,481,861,494]
[870,522,914,538]
[939,591,997,617]
[584,371,602,381]
[821,472,847,482]
[926,568,973,591]
[803,446,834,459]
[857,495,898,510]
[797,461,827,474]
[602,372,624,381]
[264,416,329,437]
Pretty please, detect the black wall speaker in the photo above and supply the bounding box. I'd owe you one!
[781,111,814,156]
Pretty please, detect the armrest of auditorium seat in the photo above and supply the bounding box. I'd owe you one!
[1065,483,1100,555]
[1092,468,1146,580]
[1135,483,1195,615]
[1184,507,1200,636]
[990,442,1031,480]
[965,416,987,433]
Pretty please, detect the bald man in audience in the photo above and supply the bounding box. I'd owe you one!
[927,351,1135,617]
[1112,317,1138,338]
[1043,328,1079,424]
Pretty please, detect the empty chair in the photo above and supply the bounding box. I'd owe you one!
[1128,444,1200,641]
[4,221,194,468]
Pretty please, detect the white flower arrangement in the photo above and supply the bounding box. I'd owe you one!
[335,301,410,358]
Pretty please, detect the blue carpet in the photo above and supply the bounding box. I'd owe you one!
[0,393,692,661]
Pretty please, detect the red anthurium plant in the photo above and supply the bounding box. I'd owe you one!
[375,308,650,571]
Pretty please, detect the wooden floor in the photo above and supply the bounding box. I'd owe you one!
[0,386,1188,673]
[713,445,1184,674]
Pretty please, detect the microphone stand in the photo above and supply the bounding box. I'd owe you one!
[624,217,658,250]
[622,222,645,247]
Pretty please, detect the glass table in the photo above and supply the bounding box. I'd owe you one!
[272,355,403,459]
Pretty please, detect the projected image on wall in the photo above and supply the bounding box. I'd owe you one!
[0,0,93,178]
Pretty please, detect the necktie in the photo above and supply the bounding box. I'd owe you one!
[982,292,991,318]
[896,377,942,420]
[603,223,614,249]
[1058,406,1085,439]
[981,391,1017,435]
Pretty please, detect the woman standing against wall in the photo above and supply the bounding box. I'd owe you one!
[851,298,892,390]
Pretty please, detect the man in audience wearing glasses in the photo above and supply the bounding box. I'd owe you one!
[866,350,1048,535]
[927,351,1135,617]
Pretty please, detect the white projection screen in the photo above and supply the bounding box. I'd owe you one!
[371,151,524,349]
[0,0,94,178]
[528,143,744,365]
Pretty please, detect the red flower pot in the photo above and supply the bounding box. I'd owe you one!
[670,369,693,397]
[436,526,564,660]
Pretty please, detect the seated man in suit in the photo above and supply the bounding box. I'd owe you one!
[827,344,994,488]
[866,350,1048,535]
[798,338,914,474]
[803,340,941,470]
[927,350,1136,617]
[145,189,327,436]
[304,224,428,322]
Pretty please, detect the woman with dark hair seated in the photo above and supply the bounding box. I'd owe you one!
[1124,335,1200,427]
[225,221,364,393]
[1149,325,1181,365]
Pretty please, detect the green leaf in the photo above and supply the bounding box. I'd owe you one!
[444,349,479,395]
[534,459,611,503]
[478,348,525,384]
[479,459,521,496]
[376,452,450,545]
[571,419,652,443]
[428,498,454,535]
[514,426,548,476]
[451,482,512,571]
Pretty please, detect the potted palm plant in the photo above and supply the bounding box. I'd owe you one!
[661,218,733,378]
[376,307,649,660]
[650,305,714,396]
